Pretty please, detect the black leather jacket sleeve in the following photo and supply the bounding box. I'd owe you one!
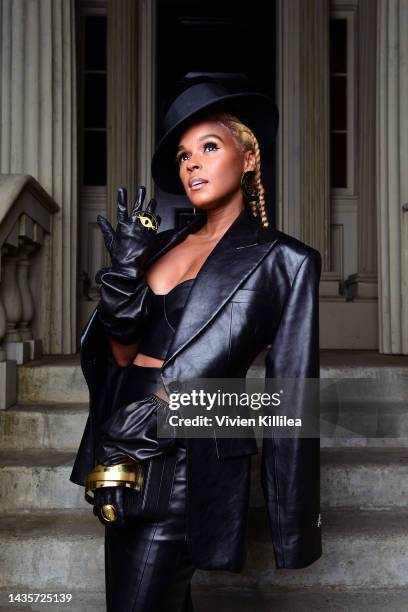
[95,393,176,465]
[95,227,176,346]
[97,270,151,345]
[261,250,322,569]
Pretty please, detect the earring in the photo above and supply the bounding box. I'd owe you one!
[241,171,259,204]
[241,171,259,218]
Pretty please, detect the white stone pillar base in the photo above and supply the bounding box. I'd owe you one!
[5,341,31,365]
[0,360,17,410]
[320,302,378,349]
[28,338,43,361]
[319,272,343,299]
[345,273,378,300]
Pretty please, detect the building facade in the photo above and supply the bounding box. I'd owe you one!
[0,0,407,396]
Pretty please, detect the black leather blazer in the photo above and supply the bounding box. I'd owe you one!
[70,206,322,572]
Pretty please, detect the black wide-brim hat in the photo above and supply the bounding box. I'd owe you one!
[151,77,279,194]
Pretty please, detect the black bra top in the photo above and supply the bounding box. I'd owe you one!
[138,278,195,360]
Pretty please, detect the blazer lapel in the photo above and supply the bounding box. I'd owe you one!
[164,208,280,365]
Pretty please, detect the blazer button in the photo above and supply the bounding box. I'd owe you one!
[168,380,182,393]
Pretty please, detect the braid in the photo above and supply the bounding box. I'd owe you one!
[204,111,269,228]
[252,138,268,228]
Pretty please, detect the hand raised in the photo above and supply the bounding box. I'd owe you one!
[96,186,161,276]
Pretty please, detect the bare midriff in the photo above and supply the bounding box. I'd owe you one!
[132,353,165,368]
[107,337,165,369]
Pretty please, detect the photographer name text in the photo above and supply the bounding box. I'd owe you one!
[168,414,302,428]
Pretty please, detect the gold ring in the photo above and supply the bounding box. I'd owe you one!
[101,504,118,522]
[134,210,160,231]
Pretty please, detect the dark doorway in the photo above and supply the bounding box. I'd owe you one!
[156,0,276,230]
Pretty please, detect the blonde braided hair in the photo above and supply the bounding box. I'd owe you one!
[204,111,269,228]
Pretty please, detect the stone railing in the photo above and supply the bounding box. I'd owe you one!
[0,175,59,409]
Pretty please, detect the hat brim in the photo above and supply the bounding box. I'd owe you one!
[151,92,279,195]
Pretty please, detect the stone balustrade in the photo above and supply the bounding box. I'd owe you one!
[0,174,59,409]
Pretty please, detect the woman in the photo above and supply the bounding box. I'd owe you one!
[70,76,322,611]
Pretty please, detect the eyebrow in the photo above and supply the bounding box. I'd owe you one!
[177,133,224,151]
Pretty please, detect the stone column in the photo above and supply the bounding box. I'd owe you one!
[16,246,34,342]
[0,0,78,353]
[0,258,16,409]
[376,0,408,354]
[106,0,156,240]
[107,0,139,227]
[275,0,303,239]
[0,267,16,407]
[346,0,378,301]
[0,250,22,344]
[299,0,331,270]
[136,0,156,198]
[277,0,336,294]
[0,247,30,364]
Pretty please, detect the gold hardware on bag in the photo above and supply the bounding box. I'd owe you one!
[101,504,118,522]
[84,460,144,505]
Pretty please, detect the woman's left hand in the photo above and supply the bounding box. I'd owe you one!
[95,393,176,466]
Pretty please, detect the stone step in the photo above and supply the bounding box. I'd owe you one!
[1,509,408,590]
[1,587,408,612]
[18,354,408,404]
[190,586,408,612]
[251,447,408,510]
[0,448,407,512]
[0,451,86,511]
[17,357,87,404]
[2,402,408,453]
[0,404,88,451]
[320,400,408,444]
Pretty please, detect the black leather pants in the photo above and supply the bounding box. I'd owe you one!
[104,364,195,612]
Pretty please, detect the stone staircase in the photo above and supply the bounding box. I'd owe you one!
[0,352,408,611]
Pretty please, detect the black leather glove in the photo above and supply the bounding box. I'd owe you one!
[93,485,140,527]
[96,186,161,345]
[95,393,176,466]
